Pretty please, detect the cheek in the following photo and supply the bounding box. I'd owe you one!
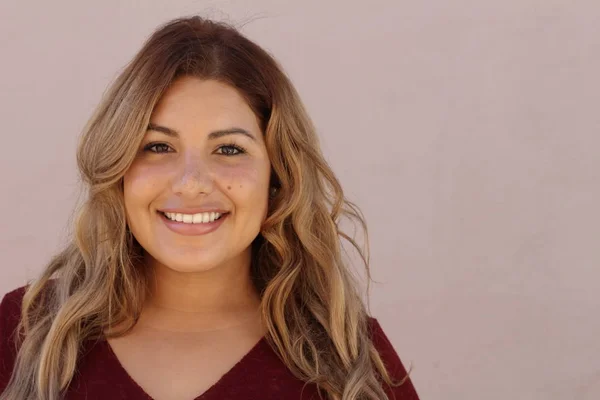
[215,161,270,208]
[123,162,165,210]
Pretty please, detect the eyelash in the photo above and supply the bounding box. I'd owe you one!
[143,142,247,156]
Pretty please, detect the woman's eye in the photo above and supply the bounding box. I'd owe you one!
[217,144,245,156]
[144,143,172,153]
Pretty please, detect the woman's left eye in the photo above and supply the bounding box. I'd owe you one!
[217,144,246,156]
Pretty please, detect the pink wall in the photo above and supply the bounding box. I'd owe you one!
[1,1,598,398]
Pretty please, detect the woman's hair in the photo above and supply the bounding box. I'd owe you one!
[1,16,407,400]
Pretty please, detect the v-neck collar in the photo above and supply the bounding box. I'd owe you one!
[101,335,269,400]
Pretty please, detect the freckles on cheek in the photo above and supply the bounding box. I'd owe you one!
[217,162,269,205]
[218,163,261,191]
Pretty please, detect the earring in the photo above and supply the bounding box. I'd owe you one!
[269,186,278,198]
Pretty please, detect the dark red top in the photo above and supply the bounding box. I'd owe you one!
[0,286,419,399]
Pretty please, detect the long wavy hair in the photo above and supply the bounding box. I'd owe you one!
[1,16,407,400]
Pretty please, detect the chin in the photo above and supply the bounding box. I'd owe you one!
[162,261,219,274]
[148,245,226,274]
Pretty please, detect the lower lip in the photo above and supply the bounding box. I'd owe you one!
[159,212,228,236]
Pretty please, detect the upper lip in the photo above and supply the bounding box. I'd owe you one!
[159,208,229,214]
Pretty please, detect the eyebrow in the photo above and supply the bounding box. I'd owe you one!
[147,122,256,141]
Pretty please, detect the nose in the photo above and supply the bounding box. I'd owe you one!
[171,151,214,198]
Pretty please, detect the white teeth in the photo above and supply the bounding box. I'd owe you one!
[164,211,223,224]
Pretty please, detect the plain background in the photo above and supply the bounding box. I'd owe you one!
[1,1,598,399]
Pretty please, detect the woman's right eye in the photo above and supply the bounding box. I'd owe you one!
[144,143,172,153]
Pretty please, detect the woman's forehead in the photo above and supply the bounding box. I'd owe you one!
[150,77,258,131]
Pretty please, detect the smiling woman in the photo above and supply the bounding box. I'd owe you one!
[0,16,419,400]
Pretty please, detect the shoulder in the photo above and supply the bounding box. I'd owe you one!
[366,316,409,378]
[367,317,420,400]
[0,285,27,338]
[0,284,28,393]
[0,281,56,347]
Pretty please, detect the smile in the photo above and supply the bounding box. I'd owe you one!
[161,211,224,224]
[158,211,229,236]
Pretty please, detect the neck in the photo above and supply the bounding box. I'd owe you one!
[139,250,262,332]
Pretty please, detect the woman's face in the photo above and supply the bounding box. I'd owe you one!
[123,76,271,274]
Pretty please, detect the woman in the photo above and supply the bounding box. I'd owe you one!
[0,16,419,400]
